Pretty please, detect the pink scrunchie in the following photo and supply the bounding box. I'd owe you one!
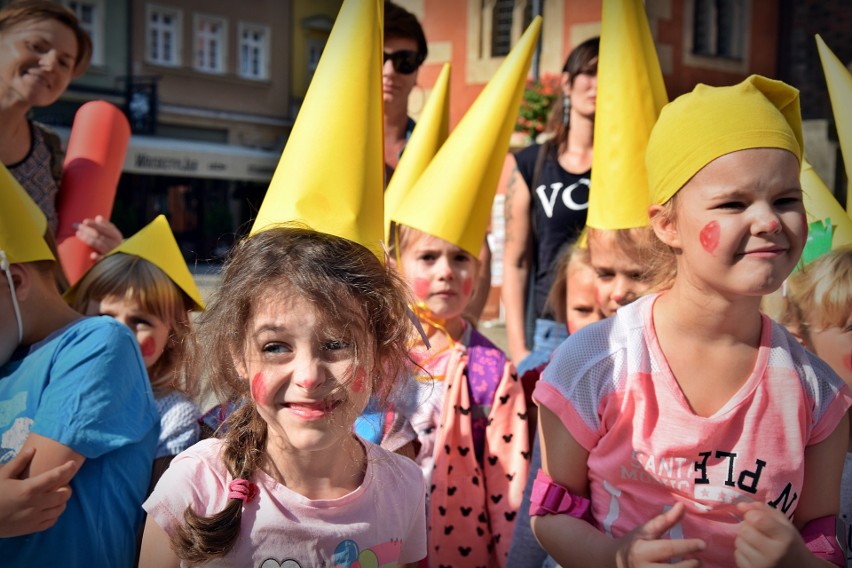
[228,479,259,503]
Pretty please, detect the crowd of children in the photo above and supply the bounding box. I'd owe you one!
[2,0,852,567]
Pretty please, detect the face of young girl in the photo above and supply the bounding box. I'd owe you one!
[238,289,371,453]
[399,231,477,322]
[565,265,603,333]
[671,148,806,298]
[588,231,650,318]
[88,296,170,370]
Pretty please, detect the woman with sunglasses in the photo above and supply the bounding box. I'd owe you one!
[382,1,427,182]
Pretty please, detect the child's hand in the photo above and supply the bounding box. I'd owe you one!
[734,502,811,568]
[0,448,77,537]
[74,215,123,258]
[616,502,706,567]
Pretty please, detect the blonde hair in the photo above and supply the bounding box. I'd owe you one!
[780,247,852,348]
[644,197,680,292]
[70,253,196,397]
[545,245,592,323]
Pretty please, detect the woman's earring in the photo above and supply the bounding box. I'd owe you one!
[562,95,571,128]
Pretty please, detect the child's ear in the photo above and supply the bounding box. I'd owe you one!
[8,264,33,303]
[649,205,681,249]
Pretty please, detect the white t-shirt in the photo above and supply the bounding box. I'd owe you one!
[144,437,427,567]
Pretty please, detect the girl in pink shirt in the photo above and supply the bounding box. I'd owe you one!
[139,226,427,567]
[532,76,852,567]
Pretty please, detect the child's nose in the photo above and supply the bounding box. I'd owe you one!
[751,205,782,235]
[292,354,326,392]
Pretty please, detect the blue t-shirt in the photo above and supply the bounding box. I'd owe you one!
[0,316,160,566]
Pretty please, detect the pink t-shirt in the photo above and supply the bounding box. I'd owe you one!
[534,293,852,568]
[144,437,427,567]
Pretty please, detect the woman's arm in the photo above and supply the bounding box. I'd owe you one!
[501,155,533,364]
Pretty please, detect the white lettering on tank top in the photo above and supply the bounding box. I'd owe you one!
[534,179,590,218]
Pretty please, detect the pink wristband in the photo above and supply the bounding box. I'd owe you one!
[801,515,846,567]
[529,469,593,523]
[228,479,259,503]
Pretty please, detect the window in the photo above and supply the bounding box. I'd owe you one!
[64,0,104,66]
[238,22,270,80]
[466,0,561,83]
[683,0,750,72]
[692,0,744,59]
[194,14,226,73]
[146,5,182,67]
[490,0,533,57]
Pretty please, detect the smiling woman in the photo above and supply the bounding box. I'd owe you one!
[0,0,122,259]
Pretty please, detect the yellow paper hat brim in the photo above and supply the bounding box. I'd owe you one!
[647,75,803,205]
[250,0,384,258]
[801,160,852,249]
[0,164,54,264]
[815,35,852,213]
[392,17,542,257]
[587,0,668,230]
[65,215,204,310]
[384,63,451,241]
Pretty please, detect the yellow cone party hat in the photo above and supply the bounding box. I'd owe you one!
[801,160,852,249]
[816,35,852,214]
[0,164,54,264]
[250,0,384,258]
[587,0,668,230]
[392,18,542,256]
[384,63,451,241]
[65,215,204,311]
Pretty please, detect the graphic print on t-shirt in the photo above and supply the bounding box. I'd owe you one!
[534,179,590,218]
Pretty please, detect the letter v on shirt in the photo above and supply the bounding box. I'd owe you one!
[535,180,590,218]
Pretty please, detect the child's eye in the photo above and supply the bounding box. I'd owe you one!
[262,343,289,354]
[572,306,594,315]
[774,196,801,207]
[419,253,436,262]
[322,340,350,351]
[629,272,647,282]
[716,201,745,210]
[595,270,614,280]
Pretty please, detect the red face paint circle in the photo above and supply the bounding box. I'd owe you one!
[413,278,430,300]
[699,221,720,255]
[139,336,156,357]
[351,369,366,393]
[250,372,268,405]
[844,354,852,374]
[462,277,473,298]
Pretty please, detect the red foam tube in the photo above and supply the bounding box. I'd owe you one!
[56,100,130,284]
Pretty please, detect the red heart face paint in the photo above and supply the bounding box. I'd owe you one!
[251,372,268,405]
[139,336,156,357]
[413,278,430,300]
[699,221,720,255]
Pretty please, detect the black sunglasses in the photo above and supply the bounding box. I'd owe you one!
[383,49,424,75]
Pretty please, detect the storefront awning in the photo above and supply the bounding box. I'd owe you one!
[53,128,280,182]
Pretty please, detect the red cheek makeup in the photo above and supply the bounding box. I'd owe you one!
[699,221,720,255]
[139,336,156,357]
[251,372,268,404]
[462,276,473,297]
[413,278,430,299]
